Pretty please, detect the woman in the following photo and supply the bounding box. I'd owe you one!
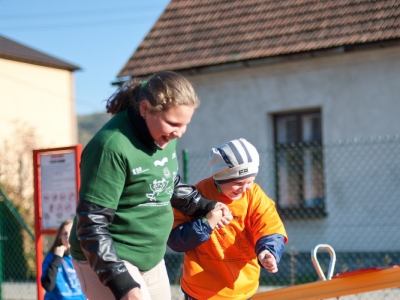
[41,219,86,300]
[69,71,230,300]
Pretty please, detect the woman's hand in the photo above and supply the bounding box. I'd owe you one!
[206,202,233,229]
[54,245,67,257]
[213,202,231,217]
[258,250,278,273]
[121,287,143,300]
[209,202,233,230]
[205,208,223,229]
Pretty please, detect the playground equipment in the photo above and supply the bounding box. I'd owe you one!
[253,244,400,300]
[311,244,336,281]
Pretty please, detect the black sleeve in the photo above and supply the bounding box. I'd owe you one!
[41,255,62,292]
[170,174,218,217]
[76,199,140,300]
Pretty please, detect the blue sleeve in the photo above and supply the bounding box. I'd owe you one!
[255,234,285,263]
[168,218,213,253]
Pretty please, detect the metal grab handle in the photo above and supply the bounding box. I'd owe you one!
[311,244,336,281]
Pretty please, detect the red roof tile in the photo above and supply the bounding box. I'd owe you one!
[118,0,400,77]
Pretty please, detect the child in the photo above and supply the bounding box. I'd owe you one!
[168,138,288,300]
[41,220,86,300]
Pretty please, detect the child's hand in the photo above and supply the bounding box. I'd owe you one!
[54,245,67,257]
[205,208,223,229]
[258,250,278,273]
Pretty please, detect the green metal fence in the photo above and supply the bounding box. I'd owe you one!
[0,189,35,300]
[1,135,399,299]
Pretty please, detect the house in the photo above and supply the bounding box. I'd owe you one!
[0,33,80,207]
[116,0,400,281]
[0,34,80,146]
[0,35,80,285]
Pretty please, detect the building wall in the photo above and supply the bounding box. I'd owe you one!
[177,45,400,252]
[0,58,77,147]
[180,45,400,153]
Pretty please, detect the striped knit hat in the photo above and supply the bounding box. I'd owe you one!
[209,138,259,184]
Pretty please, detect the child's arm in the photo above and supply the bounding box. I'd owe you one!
[255,234,285,273]
[41,252,62,292]
[168,208,223,253]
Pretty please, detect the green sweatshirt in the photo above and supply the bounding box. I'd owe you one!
[70,109,177,271]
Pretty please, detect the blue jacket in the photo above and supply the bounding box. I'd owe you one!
[41,253,86,300]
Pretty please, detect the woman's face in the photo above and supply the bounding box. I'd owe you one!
[140,101,195,149]
[218,176,256,200]
[61,222,72,250]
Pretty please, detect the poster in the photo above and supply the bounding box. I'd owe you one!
[40,152,77,229]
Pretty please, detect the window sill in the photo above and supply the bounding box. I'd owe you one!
[278,207,327,220]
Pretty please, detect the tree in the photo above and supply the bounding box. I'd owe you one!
[0,120,41,278]
[78,112,111,147]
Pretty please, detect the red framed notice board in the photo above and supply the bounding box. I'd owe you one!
[33,145,82,300]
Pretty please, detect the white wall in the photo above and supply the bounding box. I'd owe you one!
[177,45,400,252]
[180,45,400,153]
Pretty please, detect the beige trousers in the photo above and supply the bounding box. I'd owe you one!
[73,258,171,300]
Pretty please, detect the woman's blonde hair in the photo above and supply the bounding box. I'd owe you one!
[106,71,200,115]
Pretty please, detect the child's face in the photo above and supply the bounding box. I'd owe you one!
[61,223,72,249]
[218,176,256,200]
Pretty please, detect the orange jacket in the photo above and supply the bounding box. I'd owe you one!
[171,177,288,299]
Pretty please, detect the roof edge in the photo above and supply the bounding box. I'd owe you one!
[117,39,400,78]
[0,53,81,71]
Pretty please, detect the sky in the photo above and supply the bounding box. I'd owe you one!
[0,0,171,115]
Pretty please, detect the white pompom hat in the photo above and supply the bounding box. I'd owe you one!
[209,138,259,184]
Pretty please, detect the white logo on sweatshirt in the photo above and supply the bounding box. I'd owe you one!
[146,178,168,201]
[154,157,168,166]
[132,166,149,175]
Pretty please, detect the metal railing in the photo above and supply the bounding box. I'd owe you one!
[167,135,400,299]
[1,188,35,300]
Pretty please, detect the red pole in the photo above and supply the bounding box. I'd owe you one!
[33,150,44,300]
[75,144,82,196]
[33,145,81,300]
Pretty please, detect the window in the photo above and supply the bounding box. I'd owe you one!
[274,110,326,218]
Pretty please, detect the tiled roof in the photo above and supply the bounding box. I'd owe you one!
[118,0,400,77]
[0,35,80,71]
